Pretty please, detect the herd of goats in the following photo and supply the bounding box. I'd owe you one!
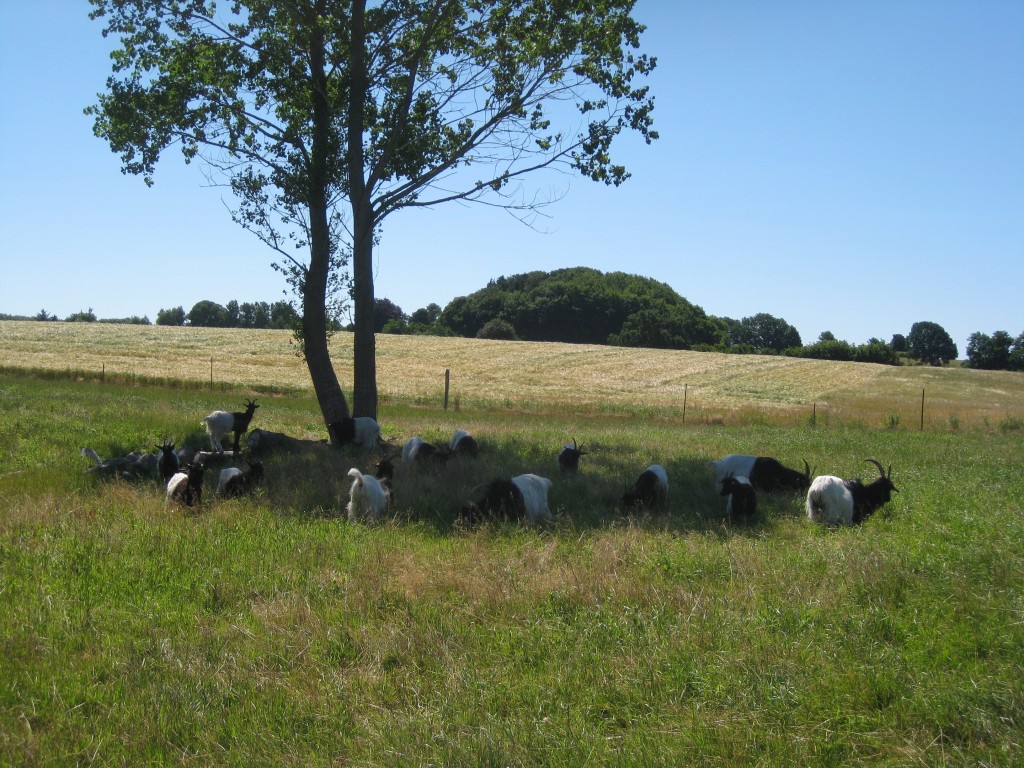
[81,398,899,527]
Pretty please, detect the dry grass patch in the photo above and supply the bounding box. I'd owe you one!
[4,320,1023,429]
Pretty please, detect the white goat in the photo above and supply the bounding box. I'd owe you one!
[330,417,382,448]
[345,467,392,523]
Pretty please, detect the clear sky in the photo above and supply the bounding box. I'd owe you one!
[1,1,1021,355]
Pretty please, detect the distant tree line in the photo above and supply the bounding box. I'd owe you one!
[6,268,1019,370]
[154,300,301,329]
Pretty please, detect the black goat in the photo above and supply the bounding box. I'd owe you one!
[156,439,180,483]
[459,479,526,526]
[621,464,669,509]
[720,474,757,519]
[558,438,588,475]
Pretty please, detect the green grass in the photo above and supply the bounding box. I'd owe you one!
[1,365,1023,765]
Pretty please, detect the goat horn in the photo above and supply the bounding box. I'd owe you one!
[803,459,810,478]
[864,459,886,477]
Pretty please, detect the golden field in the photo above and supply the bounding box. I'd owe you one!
[2,319,1021,428]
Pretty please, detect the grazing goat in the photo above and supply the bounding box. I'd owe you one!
[345,466,392,523]
[402,436,449,471]
[558,438,588,474]
[712,454,810,492]
[805,459,898,525]
[201,399,259,453]
[329,417,382,449]
[217,457,264,498]
[621,464,669,509]
[450,429,480,459]
[156,439,180,483]
[165,461,206,509]
[246,428,328,454]
[81,446,159,479]
[720,474,757,519]
[460,474,554,526]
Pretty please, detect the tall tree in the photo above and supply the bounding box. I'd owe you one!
[908,321,958,366]
[731,313,802,352]
[966,330,1013,370]
[87,0,656,431]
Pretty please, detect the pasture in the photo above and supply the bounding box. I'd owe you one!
[1,320,1022,766]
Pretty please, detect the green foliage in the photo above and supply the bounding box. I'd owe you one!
[99,315,152,325]
[156,305,186,326]
[853,340,899,365]
[729,312,802,352]
[373,298,407,333]
[440,267,719,348]
[477,318,518,340]
[966,330,1023,371]
[908,321,958,366]
[186,300,229,328]
[65,308,97,323]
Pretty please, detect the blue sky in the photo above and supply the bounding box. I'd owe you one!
[1,1,1021,355]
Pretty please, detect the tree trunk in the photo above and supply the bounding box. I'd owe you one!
[303,244,350,431]
[347,0,379,420]
[351,219,378,419]
[304,0,350,439]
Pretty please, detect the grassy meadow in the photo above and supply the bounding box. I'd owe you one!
[1,320,1023,766]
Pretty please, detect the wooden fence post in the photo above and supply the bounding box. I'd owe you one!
[920,388,925,431]
[210,357,214,391]
[682,383,688,425]
[444,368,450,410]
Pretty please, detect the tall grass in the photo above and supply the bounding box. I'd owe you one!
[1,370,1023,765]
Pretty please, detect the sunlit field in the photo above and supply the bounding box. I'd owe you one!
[3,320,1022,429]
[1,320,1022,766]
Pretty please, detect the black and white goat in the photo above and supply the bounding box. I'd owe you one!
[345,466,392,523]
[217,457,264,498]
[402,436,449,471]
[329,417,382,449]
[712,454,810,493]
[621,464,669,509]
[720,474,757,519]
[201,399,259,453]
[805,459,898,525]
[558,438,588,475]
[450,429,480,459]
[165,461,206,509]
[156,439,180,483]
[459,474,554,526]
